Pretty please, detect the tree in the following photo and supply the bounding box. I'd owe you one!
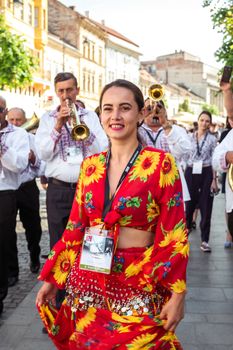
[178,98,193,113]
[201,102,219,116]
[203,0,233,66]
[0,15,38,90]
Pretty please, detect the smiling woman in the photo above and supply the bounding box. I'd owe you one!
[36,80,189,350]
[184,110,218,252]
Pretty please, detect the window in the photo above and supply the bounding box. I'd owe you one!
[92,44,95,61]
[87,73,91,92]
[34,7,39,27]
[14,1,24,21]
[43,9,46,30]
[7,0,12,9]
[99,48,102,65]
[83,72,86,92]
[98,74,102,94]
[27,3,32,25]
[88,43,91,60]
[92,74,95,93]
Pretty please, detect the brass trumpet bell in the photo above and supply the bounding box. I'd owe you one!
[66,99,90,141]
[21,112,39,132]
[228,164,233,191]
[71,124,90,141]
[148,84,165,102]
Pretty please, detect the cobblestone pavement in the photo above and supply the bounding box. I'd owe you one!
[0,184,50,324]
[1,189,233,349]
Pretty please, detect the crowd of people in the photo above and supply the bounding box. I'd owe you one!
[0,71,232,349]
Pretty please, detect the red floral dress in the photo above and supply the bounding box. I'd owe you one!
[38,147,189,350]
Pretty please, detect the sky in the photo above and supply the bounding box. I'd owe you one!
[61,0,223,68]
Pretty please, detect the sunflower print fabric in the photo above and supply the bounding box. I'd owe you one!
[38,146,189,349]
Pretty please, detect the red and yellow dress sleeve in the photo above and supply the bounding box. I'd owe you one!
[38,164,89,289]
[124,152,189,295]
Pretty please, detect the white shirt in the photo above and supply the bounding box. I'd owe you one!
[185,132,217,167]
[19,133,46,186]
[0,124,30,190]
[212,129,233,213]
[139,124,192,201]
[35,106,109,183]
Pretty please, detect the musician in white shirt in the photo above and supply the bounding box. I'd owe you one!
[7,108,45,280]
[0,97,29,314]
[35,72,108,309]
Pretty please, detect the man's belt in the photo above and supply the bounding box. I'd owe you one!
[19,179,36,189]
[0,190,15,196]
[48,177,77,189]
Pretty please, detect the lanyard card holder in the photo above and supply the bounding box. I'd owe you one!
[79,227,114,274]
[192,160,203,174]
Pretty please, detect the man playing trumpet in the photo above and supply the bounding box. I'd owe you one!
[35,72,108,314]
[138,93,192,203]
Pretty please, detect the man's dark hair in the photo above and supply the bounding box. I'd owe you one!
[54,72,78,88]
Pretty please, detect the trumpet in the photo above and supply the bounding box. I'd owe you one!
[228,164,233,191]
[21,112,39,132]
[66,99,90,141]
[148,84,165,102]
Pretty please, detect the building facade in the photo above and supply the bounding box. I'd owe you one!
[1,0,141,113]
[0,0,50,115]
[142,50,224,115]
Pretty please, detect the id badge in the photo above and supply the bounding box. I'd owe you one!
[79,227,114,274]
[67,146,83,165]
[192,160,203,174]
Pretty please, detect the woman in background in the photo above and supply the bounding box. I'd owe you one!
[185,111,218,252]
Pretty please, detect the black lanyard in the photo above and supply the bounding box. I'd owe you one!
[143,127,162,146]
[102,144,143,220]
[196,132,208,156]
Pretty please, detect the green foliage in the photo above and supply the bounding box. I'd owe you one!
[203,0,233,65]
[0,15,38,90]
[178,98,193,113]
[201,102,219,115]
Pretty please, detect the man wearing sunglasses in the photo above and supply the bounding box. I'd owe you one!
[138,98,192,203]
[0,96,29,315]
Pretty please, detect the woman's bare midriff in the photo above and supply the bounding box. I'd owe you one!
[117,226,154,249]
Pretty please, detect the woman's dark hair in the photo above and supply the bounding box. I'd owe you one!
[198,110,212,124]
[99,79,144,111]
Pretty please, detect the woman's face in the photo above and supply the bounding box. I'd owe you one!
[100,86,143,142]
[198,113,211,131]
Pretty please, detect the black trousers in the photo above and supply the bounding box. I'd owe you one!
[8,180,42,278]
[227,211,233,239]
[46,182,76,249]
[46,182,76,307]
[185,166,214,243]
[0,190,16,302]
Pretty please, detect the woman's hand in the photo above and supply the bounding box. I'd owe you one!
[159,291,185,332]
[36,282,58,307]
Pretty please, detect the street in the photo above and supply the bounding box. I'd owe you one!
[0,187,233,349]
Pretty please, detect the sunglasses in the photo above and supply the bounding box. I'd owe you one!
[0,107,6,113]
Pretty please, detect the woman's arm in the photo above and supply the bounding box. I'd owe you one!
[38,162,89,289]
